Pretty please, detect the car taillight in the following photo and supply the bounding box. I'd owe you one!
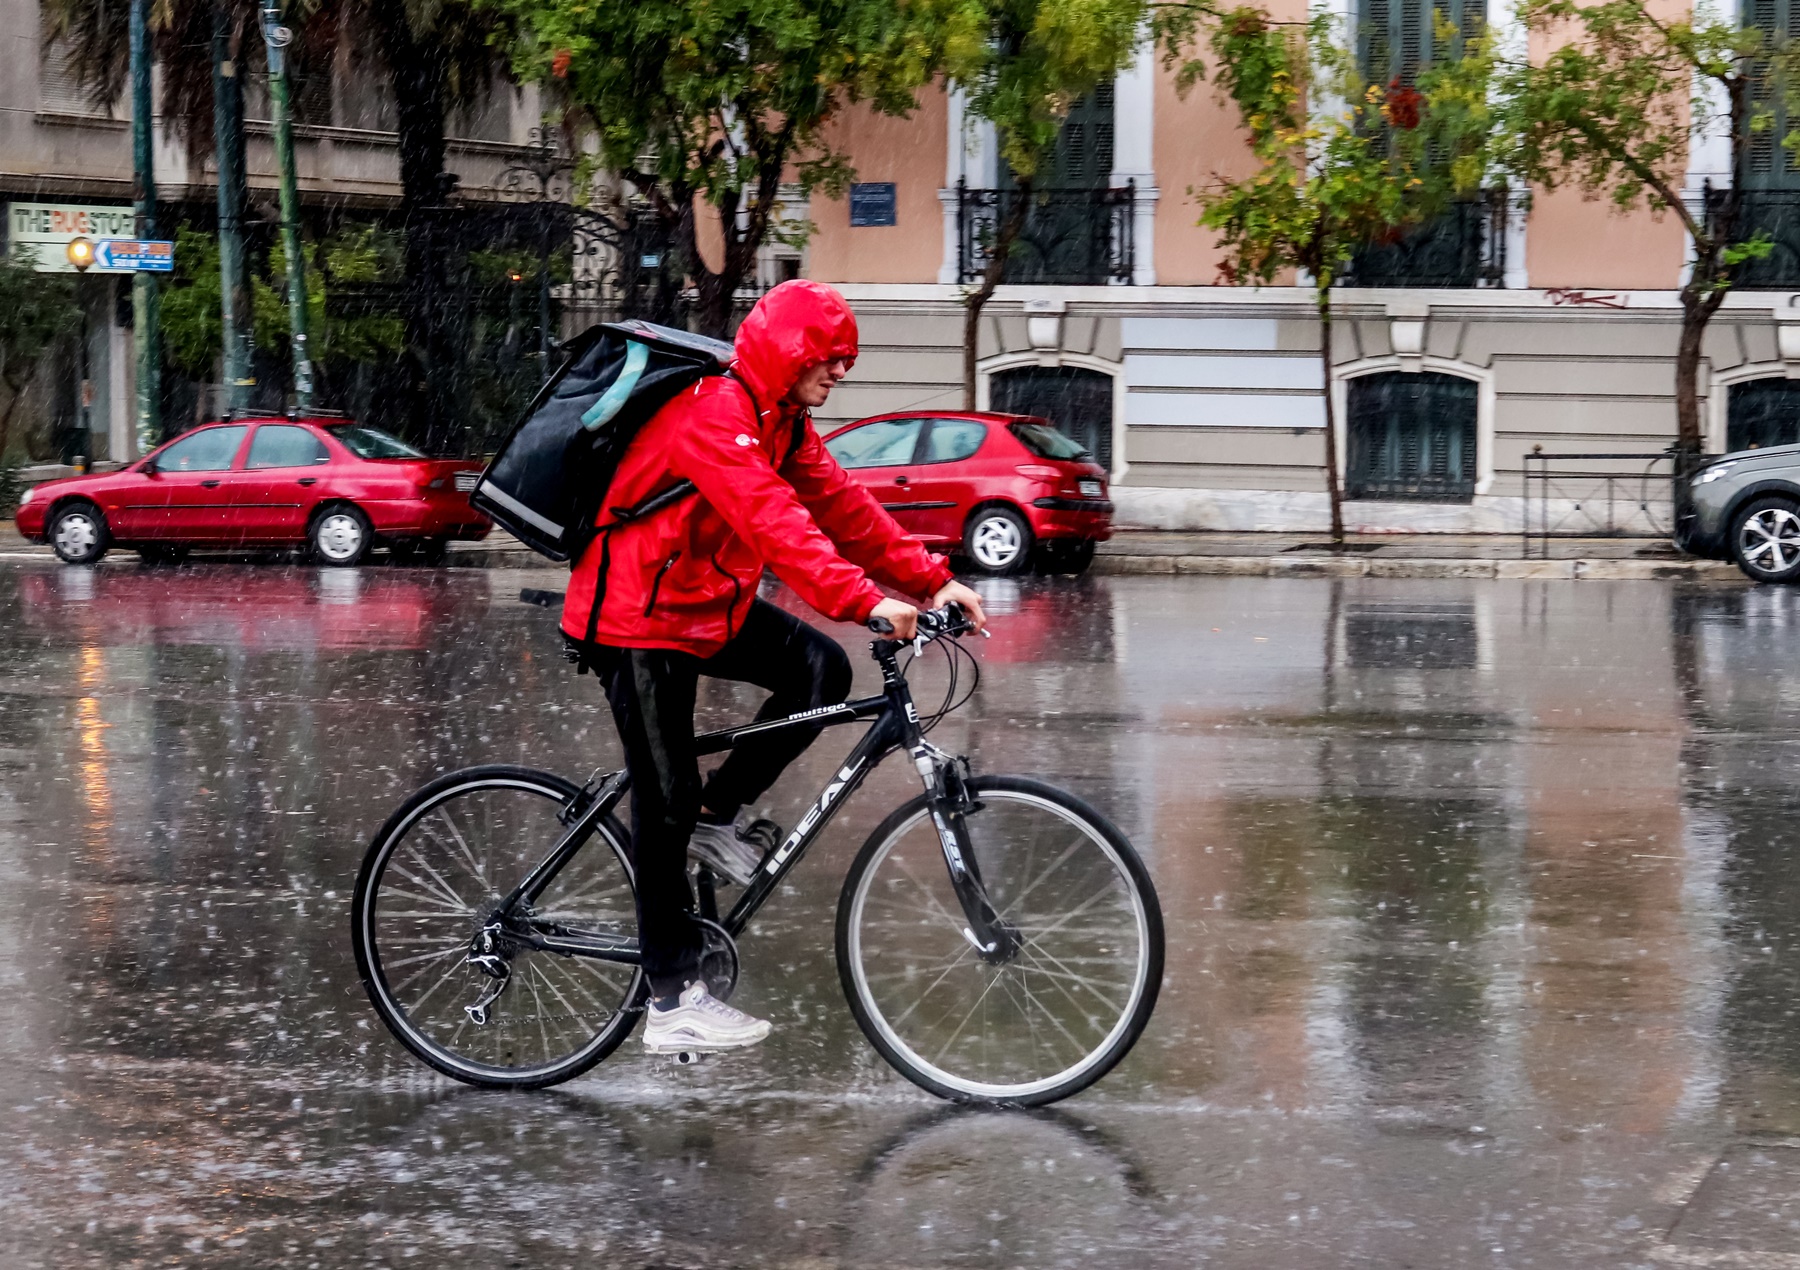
[1016,464,1060,482]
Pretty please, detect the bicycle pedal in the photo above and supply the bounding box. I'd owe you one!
[667,1049,708,1066]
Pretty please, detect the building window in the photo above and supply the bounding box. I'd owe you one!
[990,366,1115,472]
[39,33,115,118]
[1727,0,1800,286]
[956,84,1134,286]
[1344,0,1504,288]
[1727,377,1800,451]
[1346,371,1477,502]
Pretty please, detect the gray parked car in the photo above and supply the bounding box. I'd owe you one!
[1682,443,1800,582]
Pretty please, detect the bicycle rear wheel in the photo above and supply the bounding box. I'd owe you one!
[837,775,1163,1106]
[351,765,643,1088]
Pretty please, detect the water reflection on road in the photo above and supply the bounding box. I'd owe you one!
[4,563,1800,1265]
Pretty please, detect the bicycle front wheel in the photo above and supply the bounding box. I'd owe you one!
[837,775,1163,1106]
[351,765,643,1088]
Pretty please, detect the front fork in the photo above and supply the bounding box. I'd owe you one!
[911,743,1020,964]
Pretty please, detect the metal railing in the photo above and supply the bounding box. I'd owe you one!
[955,180,1135,286]
[1706,186,1800,289]
[1521,449,1676,557]
[1341,189,1509,288]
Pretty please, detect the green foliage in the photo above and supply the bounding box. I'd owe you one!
[1196,5,1490,289]
[496,0,950,329]
[0,252,80,459]
[934,0,1150,181]
[161,224,404,381]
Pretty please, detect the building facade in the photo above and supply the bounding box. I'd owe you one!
[798,2,1800,535]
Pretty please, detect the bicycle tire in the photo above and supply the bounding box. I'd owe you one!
[351,764,644,1089]
[835,775,1163,1107]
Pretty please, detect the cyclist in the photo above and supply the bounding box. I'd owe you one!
[561,279,988,1056]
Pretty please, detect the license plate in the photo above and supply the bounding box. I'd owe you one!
[1078,479,1103,498]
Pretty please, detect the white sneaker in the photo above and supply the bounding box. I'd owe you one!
[642,981,773,1053]
[687,814,779,886]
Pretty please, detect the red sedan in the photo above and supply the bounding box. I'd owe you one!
[15,417,491,566]
[821,411,1112,574]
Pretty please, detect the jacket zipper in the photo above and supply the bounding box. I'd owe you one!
[643,550,680,617]
[711,554,743,637]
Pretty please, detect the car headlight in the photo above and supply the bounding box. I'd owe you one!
[1696,462,1738,485]
[18,484,35,505]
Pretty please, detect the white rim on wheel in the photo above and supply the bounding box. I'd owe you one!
[315,512,366,562]
[971,515,1024,569]
[54,512,99,561]
[1741,507,1800,574]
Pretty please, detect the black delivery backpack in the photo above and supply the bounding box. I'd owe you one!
[469,320,737,562]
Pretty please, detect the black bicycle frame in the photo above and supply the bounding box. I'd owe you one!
[493,636,1015,963]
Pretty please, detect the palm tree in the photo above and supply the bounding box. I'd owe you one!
[44,0,513,445]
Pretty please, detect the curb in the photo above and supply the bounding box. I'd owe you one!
[1091,554,1745,581]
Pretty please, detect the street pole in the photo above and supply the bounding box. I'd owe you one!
[212,1,254,416]
[129,0,160,454]
[260,0,312,412]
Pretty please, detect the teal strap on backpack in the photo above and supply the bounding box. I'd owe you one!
[581,339,650,431]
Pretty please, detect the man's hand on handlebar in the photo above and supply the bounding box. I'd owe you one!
[869,598,920,640]
[867,582,988,640]
[932,580,987,634]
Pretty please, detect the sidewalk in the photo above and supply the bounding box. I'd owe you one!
[0,520,1747,580]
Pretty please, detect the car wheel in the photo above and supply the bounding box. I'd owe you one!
[49,502,110,565]
[1038,539,1097,576]
[962,505,1033,575]
[1731,496,1800,583]
[310,505,373,566]
[135,544,190,567]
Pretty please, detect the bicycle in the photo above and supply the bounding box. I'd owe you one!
[350,604,1164,1106]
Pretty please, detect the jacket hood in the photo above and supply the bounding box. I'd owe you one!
[732,280,859,416]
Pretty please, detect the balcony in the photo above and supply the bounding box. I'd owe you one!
[1340,190,1509,288]
[954,181,1136,286]
[1709,187,1800,289]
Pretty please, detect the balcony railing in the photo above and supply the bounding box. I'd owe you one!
[955,180,1135,286]
[1341,190,1509,288]
[1708,187,1800,289]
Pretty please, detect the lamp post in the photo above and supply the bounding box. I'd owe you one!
[260,0,312,411]
[129,0,161,454]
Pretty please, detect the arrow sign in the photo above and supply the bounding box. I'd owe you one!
[93,239,174,272]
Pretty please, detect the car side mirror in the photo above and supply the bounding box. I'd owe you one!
[141,460,158,476]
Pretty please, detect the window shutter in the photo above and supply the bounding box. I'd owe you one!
[1362,0,1486,85]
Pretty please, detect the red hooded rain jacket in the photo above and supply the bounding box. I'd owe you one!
[560,280,955,657]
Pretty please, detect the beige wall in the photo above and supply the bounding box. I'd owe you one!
[806,91,949,284]
[1526,187,1687,290]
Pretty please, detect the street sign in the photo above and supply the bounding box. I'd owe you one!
[8,201,136,272]
[92,239,174,272]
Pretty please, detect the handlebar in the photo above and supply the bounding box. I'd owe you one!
[867,602,975,640]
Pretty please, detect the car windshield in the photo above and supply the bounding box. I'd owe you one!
[1008,420,1090,461]
[329,425,424,459]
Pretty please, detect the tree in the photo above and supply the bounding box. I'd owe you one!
[0,255,80,462]
[46,0,510,443]
[1495,0,1798,455]
[1196,6,1488,541]
[946,0,1155,407]
[499,0,958,338]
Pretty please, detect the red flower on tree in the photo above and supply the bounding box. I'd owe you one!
[1385,78,1423,130]
[551,48,573,79]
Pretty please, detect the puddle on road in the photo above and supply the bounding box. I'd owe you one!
[5,564,1800,1265]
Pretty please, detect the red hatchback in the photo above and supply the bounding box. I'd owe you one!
[822,411,1112,574]
[16,417,491,566]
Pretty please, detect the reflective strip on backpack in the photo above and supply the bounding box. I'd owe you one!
[475,479,565,538]
[581,339,650,431]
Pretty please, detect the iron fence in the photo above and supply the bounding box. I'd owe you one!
[1521,449,1676,557]
[954,180,1135,286]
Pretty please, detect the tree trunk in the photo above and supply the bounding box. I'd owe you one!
[370,0,456,450]
[1316,279,1345,544]
[1673,294,1707,455]
[962,184,1032,409]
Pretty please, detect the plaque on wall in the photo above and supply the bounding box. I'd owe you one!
[849,183,897,227]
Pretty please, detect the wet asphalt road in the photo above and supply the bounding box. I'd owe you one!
[6,562,1800,1267]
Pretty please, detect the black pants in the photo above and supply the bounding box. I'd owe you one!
[587,600,852,996]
